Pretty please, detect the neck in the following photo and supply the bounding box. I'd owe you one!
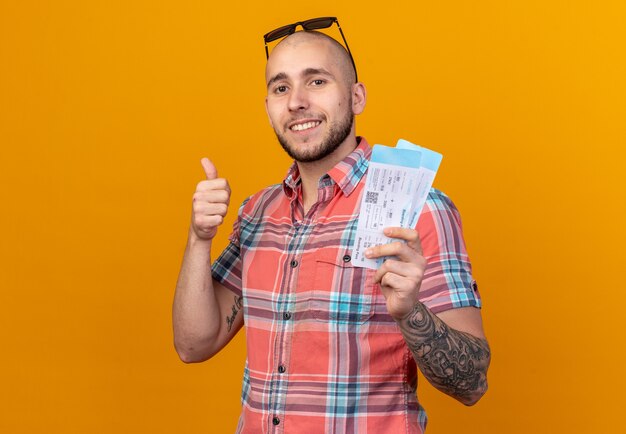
[298,135,359,214]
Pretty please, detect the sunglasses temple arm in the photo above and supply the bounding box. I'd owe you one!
[336,23,358,82]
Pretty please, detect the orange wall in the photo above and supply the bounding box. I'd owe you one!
[1,1,625,433]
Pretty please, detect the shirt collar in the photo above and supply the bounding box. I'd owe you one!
[282,137,371,198]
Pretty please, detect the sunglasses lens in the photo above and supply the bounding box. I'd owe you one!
[302,17,335,30]
[265,25,295,43]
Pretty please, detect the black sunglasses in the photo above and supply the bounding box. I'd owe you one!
[263,17,358,82]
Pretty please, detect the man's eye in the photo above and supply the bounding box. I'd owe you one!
[311,79,325,86]
[275,85,288,94]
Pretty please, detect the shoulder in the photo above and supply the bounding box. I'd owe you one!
[417,188,468,255]
[229,183,284,240]
[238,183,284,218]
[425,188,458,211]
[423,187,463,225]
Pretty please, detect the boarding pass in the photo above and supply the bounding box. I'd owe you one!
[351,139,443,269]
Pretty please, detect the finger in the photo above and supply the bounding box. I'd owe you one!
[193,189,231,205]
[194,202,228,216]
[195,179,231,195]
[380,271,407,289]
[195,214,224,227]
[201,157,218,180]
[366,241,419,263]
[383,227,423,255]
[374,259,397,284]
[375,259,424,283]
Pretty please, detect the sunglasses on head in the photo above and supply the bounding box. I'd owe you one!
[263,17,358,82]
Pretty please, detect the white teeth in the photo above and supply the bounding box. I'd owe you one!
[291,121,320,131]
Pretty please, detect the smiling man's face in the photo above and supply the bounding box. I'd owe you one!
[265,32,359,163]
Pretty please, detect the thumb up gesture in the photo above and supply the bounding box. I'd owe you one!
[190,158,231,241]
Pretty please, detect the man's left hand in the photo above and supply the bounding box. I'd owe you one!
[365,227,427,321]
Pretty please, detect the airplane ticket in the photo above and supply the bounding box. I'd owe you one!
[352,140,442,269]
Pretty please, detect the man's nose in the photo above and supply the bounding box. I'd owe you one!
[287,85,309,112]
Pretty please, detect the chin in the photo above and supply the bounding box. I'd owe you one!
[275,116,353,163]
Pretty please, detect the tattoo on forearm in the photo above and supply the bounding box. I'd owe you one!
[399,303,491,403]
[226,295,243,332]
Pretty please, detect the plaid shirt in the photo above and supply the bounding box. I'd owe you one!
[212,137,481,433]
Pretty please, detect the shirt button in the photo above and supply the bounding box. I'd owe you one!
[290,259,298,268]
[283,312,291,320]
[278,365,286,373]
[272,417,280,425]
[343,254,351,263]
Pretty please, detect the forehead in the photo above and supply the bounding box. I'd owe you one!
[265,37,337,83]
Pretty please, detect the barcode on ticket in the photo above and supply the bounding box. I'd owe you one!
[365,191,379,204]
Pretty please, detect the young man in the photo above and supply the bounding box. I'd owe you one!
[173,20,490,433]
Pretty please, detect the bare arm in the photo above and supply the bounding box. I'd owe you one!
[173,233,244,363]
[366,227,490,405]
[172,158,243,363]
[397,305,490,405]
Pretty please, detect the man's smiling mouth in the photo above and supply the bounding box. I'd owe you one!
[289,120,321,132]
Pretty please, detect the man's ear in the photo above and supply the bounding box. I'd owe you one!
[264,97,273,127]
[351,82,367,115]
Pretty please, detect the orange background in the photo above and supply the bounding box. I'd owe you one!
[1,1,625,433]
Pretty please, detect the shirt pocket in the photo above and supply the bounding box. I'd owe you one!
[310,249,376,324]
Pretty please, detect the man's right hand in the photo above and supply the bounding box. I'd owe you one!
[191,158,231,241]
[174,158,240,363]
